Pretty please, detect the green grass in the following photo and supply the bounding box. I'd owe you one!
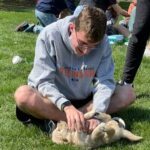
[119,1,130,10]
[0,8,150,150]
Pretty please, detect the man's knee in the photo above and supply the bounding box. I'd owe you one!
[108,87,136,114]
[114,85,136,107]
[14,85,33,107]
[120,91,136,108]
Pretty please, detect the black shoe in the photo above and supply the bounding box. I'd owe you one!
[24,24,35,32]
[15,21,29,32]
[31,118,56,134]
[16,106,31,124]
[16,106,56,134]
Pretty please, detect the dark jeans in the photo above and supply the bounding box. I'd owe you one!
[122,0,150,83]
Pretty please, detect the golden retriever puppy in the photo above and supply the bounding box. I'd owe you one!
[52,110,142,149]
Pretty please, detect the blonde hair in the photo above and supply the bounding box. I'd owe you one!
[75,6,107,43]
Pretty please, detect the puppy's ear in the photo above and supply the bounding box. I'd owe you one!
[105,127,115,138]
[100,126,115,144]
[122,129,143,141]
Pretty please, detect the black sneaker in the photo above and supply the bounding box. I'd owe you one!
[16,106,56,134]
[24,23,35,32]
[31,118,56,134]
[15,22,29,32]
[16,106,31,124]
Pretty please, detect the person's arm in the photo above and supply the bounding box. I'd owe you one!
[122,0,150,83]
[28,30,70,110]
[112,3,130,17]
[92,36,116,112]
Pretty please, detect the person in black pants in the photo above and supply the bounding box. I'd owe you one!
[107,0,150,113]
[122,0,150,83]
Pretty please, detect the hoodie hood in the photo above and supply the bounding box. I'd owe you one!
[57,16,76,53]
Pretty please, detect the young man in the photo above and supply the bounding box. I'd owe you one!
[14,6,134,134]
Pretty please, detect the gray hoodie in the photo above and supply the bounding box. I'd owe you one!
[28,15,116,112]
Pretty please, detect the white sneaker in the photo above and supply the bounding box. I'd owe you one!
[144,48,150,57]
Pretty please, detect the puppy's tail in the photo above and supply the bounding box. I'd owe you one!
[122,129,143,142]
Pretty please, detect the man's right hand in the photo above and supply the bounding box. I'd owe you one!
[64,105,86,132]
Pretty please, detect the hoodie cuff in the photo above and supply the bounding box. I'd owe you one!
[55,97,70,111]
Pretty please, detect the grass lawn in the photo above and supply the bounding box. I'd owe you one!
[0,7,150,150]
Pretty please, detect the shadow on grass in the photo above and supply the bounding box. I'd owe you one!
[95,139,142,150]
[113,106,150,131]
[136,93,150,99]
[119,1,130,10]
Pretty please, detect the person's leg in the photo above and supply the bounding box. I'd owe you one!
[35,9,57,27]
[107,84,136,114]
[15,84,135,120]
[15,22,29,32]
[128,7,136,32]
[114,24,130,38]
[14,85,66,122]
[78,84,136,115]
[122,0,150,83]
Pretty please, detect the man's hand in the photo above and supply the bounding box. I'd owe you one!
[64,105,85,132]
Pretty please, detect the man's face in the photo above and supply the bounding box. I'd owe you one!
[69,24,100,56]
